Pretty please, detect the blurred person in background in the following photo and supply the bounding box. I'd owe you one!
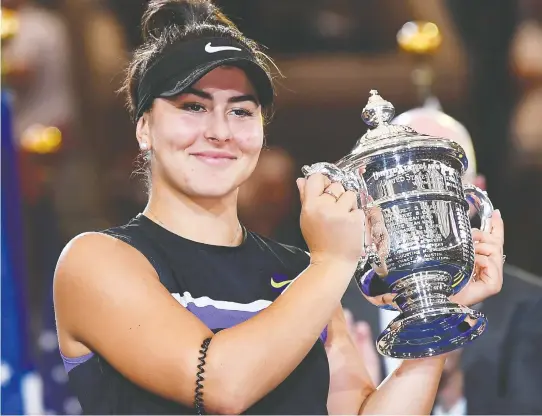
[2,0,74,148]
[342,106,542,415]
[51,0,505,414]
[506,0,542,277]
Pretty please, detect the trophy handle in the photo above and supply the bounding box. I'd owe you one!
[463,184,494,232]
[301,162,374,267]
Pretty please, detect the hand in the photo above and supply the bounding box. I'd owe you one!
[451,209,504,306]
[343,309,382,385]
[297,173,366,265]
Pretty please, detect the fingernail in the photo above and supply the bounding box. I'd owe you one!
[494,209,501,217]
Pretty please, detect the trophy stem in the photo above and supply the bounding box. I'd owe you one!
[391,271,453,315]
[376,271,487,358]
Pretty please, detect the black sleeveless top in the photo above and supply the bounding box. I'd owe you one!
[63,214,330,414]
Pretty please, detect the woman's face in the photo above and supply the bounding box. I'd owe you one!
[137,66,264,199]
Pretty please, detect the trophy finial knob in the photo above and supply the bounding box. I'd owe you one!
[361,90,395,128]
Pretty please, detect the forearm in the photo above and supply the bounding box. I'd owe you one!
[359,356,446,415]
[206,260,357,412]
[326,327,376,415]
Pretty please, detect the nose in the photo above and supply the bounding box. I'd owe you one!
[204,112,233,142]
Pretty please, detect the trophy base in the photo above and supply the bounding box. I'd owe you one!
[376,304,487,358]
[375,271,487,358]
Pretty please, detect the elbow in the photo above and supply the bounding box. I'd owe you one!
[205,386,250,415]
[213,398,247,415]
[357,387,378,415]
[202,374,253,415]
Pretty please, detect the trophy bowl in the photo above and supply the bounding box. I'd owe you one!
[302,90,494,359]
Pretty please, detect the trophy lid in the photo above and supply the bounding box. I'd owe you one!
[337,90,468,174]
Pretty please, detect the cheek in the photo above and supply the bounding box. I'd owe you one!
[152,114,201,151]
[235,123,264,154]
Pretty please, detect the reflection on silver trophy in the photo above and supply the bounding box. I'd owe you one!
[302,90,494,359]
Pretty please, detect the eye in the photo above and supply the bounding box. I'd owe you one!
[230,108,254,118]
[181,103,206,112]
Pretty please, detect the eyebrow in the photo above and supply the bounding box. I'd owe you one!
[184,87,260,105]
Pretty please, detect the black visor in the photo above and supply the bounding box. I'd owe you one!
[135,37,274,121]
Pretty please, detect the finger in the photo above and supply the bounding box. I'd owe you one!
[296,178,306,203]
[452,257,503,306]
[475,253,490,267]
[451,280,488,307]
[473,242,502,257]
[343,308,355,333]
[490,209,504,242]
[337,190,358,211]
[355,321,372,340]
[323,182,346,201]
[472,229,501,245]
[362,292,396,308]
[304,173,331,201]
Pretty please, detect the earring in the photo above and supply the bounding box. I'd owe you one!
[140,142,149,151]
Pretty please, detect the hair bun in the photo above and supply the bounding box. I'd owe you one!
[142,0,230,41]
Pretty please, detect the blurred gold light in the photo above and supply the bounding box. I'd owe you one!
[397,21,442,55]
[20,124,63,154]
[1,8,20,40]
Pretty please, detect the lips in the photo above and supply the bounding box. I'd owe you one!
[191,150,237,166]
[191,150,237,160]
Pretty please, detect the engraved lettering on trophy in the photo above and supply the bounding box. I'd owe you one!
[371,161,464,203]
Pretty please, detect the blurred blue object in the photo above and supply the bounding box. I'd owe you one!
[1,91,36,414]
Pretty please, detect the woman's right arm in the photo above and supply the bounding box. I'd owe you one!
[54,174,364,414]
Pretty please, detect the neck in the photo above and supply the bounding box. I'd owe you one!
[143,182,242,247]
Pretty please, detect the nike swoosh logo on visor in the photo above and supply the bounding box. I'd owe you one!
[270,277,294,289]
[205,42,242,53]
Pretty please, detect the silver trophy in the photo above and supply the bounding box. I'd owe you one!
[303,90,494,358]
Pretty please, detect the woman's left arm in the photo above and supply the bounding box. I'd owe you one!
[326,210,505,415]
[326,306,445,415]
[325,306,376,415]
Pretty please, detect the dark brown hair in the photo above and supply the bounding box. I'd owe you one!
[119,0,277,121]
[120,0,279,189]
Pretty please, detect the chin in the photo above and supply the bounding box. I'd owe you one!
[185,181,239,199]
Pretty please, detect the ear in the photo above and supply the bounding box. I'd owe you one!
[136,114,151,150]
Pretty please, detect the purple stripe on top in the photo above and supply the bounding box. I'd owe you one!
[60,350,95,373]
[321,326,328,344]
[185,303,259,330]
[185,303,328,343]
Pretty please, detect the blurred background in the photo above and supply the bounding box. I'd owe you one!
[2,0,542,414]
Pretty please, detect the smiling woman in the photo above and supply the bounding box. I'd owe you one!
[51,0,504,415]
[53,1,360,414]
[137,66,265,199]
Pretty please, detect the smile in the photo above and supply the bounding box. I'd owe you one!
[191,151,237,166]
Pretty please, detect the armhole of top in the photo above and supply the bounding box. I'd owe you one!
[100,230,173,285]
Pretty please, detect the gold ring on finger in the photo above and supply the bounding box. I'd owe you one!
[323,189,340,202]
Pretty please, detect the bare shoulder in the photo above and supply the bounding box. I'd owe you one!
[57,231,155,274]
[54,231,159,294]
[53,232,162,348]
